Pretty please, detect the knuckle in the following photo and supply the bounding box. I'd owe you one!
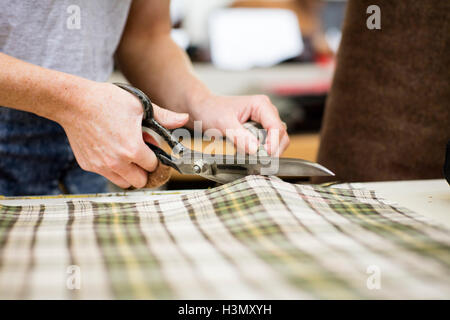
[123,144,140,160]
[268,104,279,115]
[157,109,169,123]
[148,159,159,172]
[91,160,105,172]
[89,165,100,173]
[78,161,89,171]
[81,160,102,173]
[285,135,291,147]
[255,94,271,105]
[254,94,272,107]
[273,105,280,114]
[106,158,122,171]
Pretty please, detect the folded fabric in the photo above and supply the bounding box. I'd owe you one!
[0,176,449,299]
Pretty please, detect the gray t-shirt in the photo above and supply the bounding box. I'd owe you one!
[0,0,132,81]
[0,0,133,193]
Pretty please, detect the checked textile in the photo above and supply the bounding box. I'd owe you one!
[0,176,449,299]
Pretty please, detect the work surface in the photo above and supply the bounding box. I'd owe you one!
[0,177,449,299]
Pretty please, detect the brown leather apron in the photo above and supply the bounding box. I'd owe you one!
[314,0,450,183]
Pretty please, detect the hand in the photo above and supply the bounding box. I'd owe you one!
[190,94,289,156]
[59,82,188,189]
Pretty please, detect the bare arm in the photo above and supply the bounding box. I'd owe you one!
[0,52,188,189]
[117,0,289,155]
[0,52,91,123]
[116,0,209,116]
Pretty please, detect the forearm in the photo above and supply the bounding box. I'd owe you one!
[0,52,93,124]
[116,34,211,115]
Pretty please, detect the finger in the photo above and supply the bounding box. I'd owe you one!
[133,141,159,173]
[266,131,290,157]
[264,127,289,156]
[99,169,131,189]
[113,162,148,189]
[152,104,189,129]
[251,100,287,156]
[279,133,290,155]
[225,120,259,154]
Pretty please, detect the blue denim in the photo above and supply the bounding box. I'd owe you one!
[0,107,108,196]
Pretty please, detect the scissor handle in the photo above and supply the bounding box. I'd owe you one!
[114,83,154,120]
[243,121,269,156]
[145,142,181,172]
[114,83,184,153]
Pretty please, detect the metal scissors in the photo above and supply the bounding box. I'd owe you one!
[114,83,334,184]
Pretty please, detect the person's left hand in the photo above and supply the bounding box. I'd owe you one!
[188,94,289,156]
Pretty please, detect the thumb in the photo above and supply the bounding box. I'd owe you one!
[153,103,189,129]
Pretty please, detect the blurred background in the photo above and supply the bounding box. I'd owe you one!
[112,0,347,189]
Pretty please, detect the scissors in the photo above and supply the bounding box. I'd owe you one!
[114,83,334,184]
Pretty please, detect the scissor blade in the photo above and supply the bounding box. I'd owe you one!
[175,153,334,184]
[269,158,335,177]
[216,156,333,177]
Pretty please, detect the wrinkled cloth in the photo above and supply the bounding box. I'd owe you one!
[0,176,449,299]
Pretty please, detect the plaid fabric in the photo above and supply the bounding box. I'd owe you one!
[0,176,449,299]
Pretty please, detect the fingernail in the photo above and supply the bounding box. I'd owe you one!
[265,142,277,156]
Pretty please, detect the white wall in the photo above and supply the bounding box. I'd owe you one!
[171,0,234,46]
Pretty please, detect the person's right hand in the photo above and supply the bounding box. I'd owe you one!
[58,82,189,189]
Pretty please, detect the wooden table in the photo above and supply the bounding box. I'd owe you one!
[164,133,320,181]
